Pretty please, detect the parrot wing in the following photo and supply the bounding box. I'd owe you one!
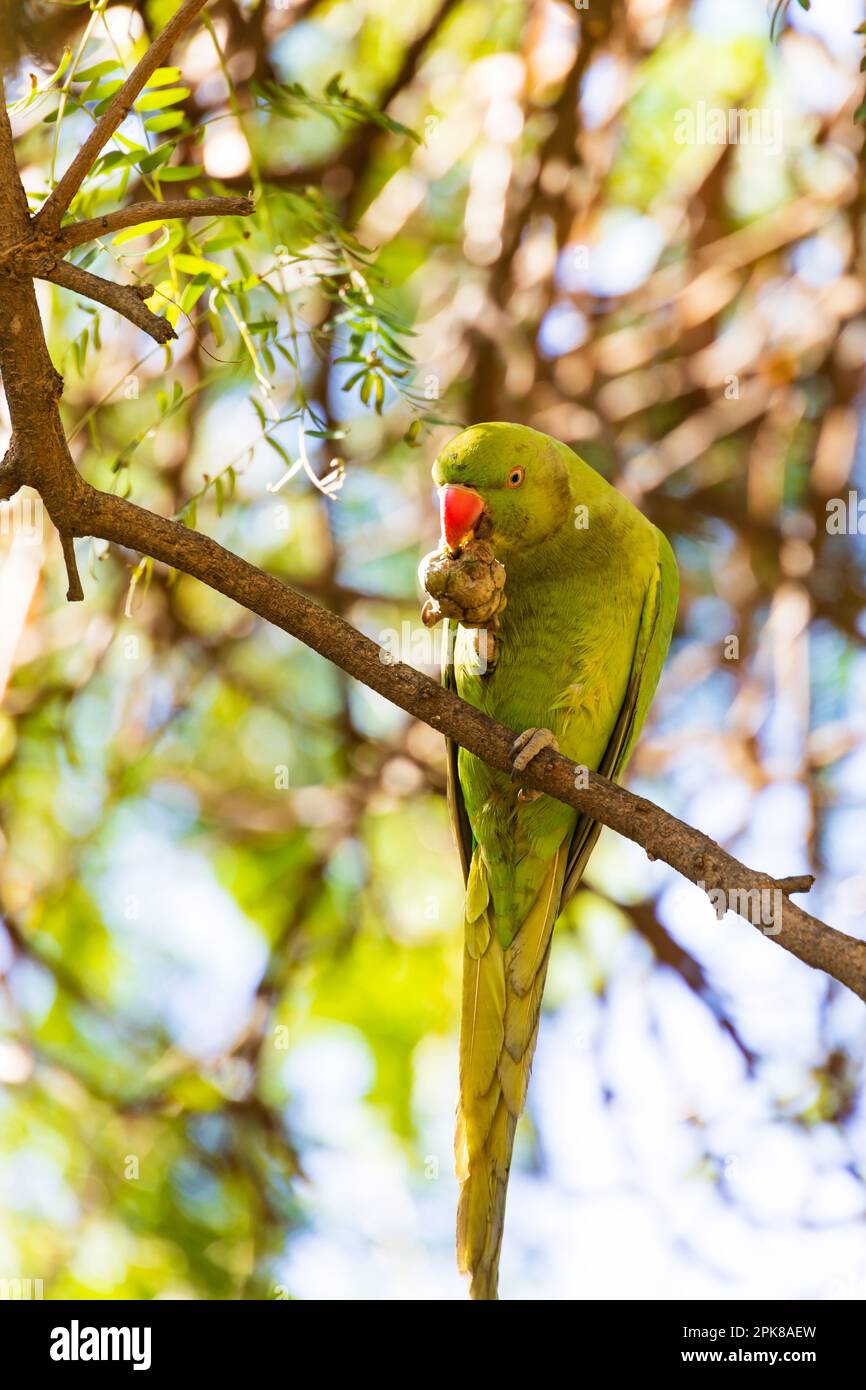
[443,530,678,904]
[443,619,474,885]
[561,526,679,904]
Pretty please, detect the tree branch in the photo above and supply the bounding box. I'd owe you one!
[59,530,83,602]
[54,196,255,252]
[35,0,213,236]
[40,261,176,344]
[37,483,855,1008]
[0,81,86,529]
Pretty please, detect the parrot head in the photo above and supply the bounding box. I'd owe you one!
[432,422,572,557]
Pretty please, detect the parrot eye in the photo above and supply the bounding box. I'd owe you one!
[506,467,525,489]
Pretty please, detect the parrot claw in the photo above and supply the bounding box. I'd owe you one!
[510,727,559,789]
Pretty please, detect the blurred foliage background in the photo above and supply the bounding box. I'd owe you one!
[2,0,866,1300]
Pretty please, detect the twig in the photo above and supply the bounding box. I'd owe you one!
[776,874,816,896]
[41,261,176,344]
[35,0,213,236]
[60,531,84,602]
[54,195,255,251]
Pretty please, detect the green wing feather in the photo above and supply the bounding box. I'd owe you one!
[443,619,473,884]
[560,525,678,904]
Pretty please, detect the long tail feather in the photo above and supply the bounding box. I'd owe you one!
[455,844,564,1300]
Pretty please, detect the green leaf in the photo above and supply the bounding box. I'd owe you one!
[86,78,125,103]
[135,87,191,111]
[91,149,134,174]
[155,165,203,182]
[46,47,73,87]
[144,67,183,88]
[208,309,225,347]
[113,221,165,246]
[143,224,183,263]
[145,112,187,134]
[73,60,119,83]
[203,231,244,253]
[264,435,292,466]
[138,143,175,174]
[173,253,228,281]
[179,276,210,314]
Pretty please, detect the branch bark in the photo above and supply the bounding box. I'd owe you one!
[39,260,176,344]
[35,0,213,236]
[0,439,20,501]
[54,196,255,252]
[0,88,85,529]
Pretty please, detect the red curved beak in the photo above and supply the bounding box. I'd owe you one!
[440,485,483,553]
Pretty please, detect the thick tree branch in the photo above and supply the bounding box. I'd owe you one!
[35,0,212,236]
[54,196,255,252]
[40,261,176,344]
[0,83,85,528]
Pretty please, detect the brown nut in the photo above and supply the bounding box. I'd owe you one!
[419,539,507,629]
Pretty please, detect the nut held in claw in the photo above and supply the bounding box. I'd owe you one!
[418,539,507,629]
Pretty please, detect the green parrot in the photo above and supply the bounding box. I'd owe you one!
[430,422,679,1300]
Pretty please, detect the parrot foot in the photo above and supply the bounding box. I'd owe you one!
[511,727,558,800]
